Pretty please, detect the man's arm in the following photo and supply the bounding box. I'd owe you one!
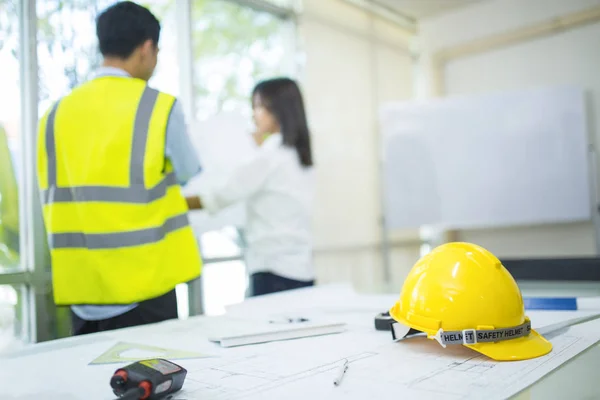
[165,100,201,186]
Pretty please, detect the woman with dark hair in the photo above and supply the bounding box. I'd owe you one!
[186,77,316,296]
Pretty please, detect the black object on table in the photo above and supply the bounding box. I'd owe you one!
[110,359,187,400]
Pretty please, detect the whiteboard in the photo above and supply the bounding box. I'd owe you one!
[182,112,257,236]
[380,86,592,230]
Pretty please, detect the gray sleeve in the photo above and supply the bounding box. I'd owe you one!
[165,100,201,186]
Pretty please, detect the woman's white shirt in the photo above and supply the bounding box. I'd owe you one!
[199,134,315,281]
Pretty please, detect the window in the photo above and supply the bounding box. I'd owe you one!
[0,285,26,354]
[0,0,22,272]
[189,0,294,314]
[192,0,292,121]
[201,261,248,315]
[36,0,176,113]
[143,0,179,95]
[36,0,112,114]
[0,0,297,349]
[199,227,246,315]
[0,0,30,349]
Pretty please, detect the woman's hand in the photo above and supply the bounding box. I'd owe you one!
[185,196,203,210]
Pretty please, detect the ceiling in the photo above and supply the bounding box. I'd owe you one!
[370,0,484,20]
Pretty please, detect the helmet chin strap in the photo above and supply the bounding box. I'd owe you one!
[391,319,532,348]
[432,319,532,348]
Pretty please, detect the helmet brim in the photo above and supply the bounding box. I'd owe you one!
[465,329,552,361]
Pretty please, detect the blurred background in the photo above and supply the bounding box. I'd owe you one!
[1,0,600,351]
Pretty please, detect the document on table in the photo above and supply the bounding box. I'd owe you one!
[1,284,600,400]
[173,311,600,400]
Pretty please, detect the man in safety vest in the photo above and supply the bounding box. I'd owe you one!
[36,1,202,335]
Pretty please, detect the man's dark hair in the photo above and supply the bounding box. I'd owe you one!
[96,1,160,59]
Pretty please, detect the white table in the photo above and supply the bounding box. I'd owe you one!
[513,281,600,399]
[513,342,600,399]
[0,283,598,400]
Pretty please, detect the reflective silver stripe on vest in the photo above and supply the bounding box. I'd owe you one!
[432,320,532,348]
[50,212,190,250]
[44,86,169,204]
[130,87,159,184]
[45,101,61,187]
[41,172,177,204]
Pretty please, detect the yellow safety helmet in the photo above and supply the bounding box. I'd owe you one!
[389,242,552,361]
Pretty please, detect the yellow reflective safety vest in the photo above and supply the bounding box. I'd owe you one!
[37,76,202,305]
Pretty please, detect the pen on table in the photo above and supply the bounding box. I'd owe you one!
[268,317,310,324]
[333,359,349,386]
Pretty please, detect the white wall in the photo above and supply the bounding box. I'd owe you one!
[297,0,420,292]
[417,0,600,258]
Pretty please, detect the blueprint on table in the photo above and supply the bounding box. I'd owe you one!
[173,314,600,400]
[1,284,600,400]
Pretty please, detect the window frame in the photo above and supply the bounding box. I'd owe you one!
[0,0,54,346]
